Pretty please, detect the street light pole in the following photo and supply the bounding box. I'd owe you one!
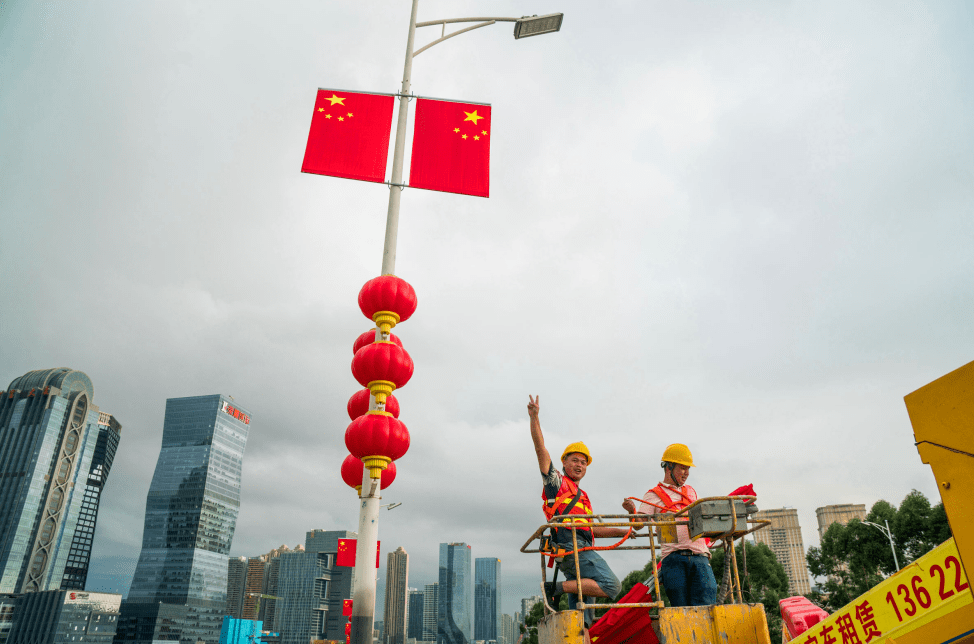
[862,519,900,571]
[349,4,419,644]
[349,6,563,644]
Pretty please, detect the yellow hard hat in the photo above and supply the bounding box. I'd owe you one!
[561,442,592,465]
[661,443,695,467]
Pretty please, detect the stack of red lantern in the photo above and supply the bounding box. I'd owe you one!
[341,275,418,492]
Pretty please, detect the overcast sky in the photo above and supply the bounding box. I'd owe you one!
[1,0,972,620]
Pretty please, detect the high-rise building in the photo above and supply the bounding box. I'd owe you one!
[473,558,500,643]
[115,395,252,644]
[259,544,298,630]
[383,548,409,644]
[241,558,266,620]
[422,584,438,642]
[407,589,424,641]
[0,369,121,593]
[227,557,248,618]
[62,411,122,591]
[500,614,514,644]
[438,543,471,644]
[815,504,867,540]
[751,508,812,595]
[7,590,121,644]
[274,530,354,644]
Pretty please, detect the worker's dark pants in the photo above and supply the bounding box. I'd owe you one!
[659,552,717,606]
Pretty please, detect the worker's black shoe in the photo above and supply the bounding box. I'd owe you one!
[543,582,561,606]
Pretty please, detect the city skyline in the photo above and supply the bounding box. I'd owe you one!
[2,0,970,624]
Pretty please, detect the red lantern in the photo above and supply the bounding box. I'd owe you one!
[347,388,400,420]
[353,329,402,355]
[341,454,397,492]
[351,341,414,404]
[345,413,410,478]
[358,275,418,335]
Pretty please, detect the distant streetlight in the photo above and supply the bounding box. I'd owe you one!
[862,519,900,571]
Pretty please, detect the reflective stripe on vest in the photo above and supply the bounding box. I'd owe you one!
[542,475,594,533]
[650,483,696,512]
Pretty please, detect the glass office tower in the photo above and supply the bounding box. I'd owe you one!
[0,368,120,594]
[115,395,251,644]
[473,558,500,643]
[437,543,471,644]
[407,590,424,641]
[61,412,122,590]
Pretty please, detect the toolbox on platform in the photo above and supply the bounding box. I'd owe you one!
[688,500,754,539]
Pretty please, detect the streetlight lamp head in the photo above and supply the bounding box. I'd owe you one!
[514,13,564,39]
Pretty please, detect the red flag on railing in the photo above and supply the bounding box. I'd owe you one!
[335,539,382,568]
[409,98,491,197]
[302,89,395,183]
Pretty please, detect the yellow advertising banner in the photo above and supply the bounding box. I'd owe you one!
[793,539,971,643]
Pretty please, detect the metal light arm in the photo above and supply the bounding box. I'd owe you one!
[862,519,901,571]
[413,17,519,57]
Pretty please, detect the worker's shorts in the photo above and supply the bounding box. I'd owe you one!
[557,549,621,625]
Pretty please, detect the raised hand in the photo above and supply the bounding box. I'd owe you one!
[527,395,540,419]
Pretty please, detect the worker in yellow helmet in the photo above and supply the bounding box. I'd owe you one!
[622,443,717,606]
[528,395,626,626]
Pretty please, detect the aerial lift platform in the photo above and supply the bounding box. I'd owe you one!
[521,495,774,643]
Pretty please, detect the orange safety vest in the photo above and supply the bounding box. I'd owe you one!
[649,483,697,513]
[542,474,594,542]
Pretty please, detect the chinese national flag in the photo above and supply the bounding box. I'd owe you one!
[335,539,381,568]
[302,89,395,183]
[409,98,491,198]
[342,600,353,617]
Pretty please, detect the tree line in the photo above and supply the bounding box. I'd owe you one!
[807,489,952,611]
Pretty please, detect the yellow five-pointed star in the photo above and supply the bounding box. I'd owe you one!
[464,110,484,124]
[338,116,344,121]
[325,114,332,119]
[481,130,487,136]
[318,108,324,112]
[454,128,460,133]
[473,135,480,141]
[347,112,353,117]
[462,134,468,139]
[325,94,346,106]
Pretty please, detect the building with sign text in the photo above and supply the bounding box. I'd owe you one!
[115,395,252,644]
[6,590,121,644]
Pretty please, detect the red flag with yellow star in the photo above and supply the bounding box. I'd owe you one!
[302,89,395,183]
[409,98,491,198]
[334,539,381,567]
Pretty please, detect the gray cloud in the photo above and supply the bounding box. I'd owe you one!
[2,0,972,616]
